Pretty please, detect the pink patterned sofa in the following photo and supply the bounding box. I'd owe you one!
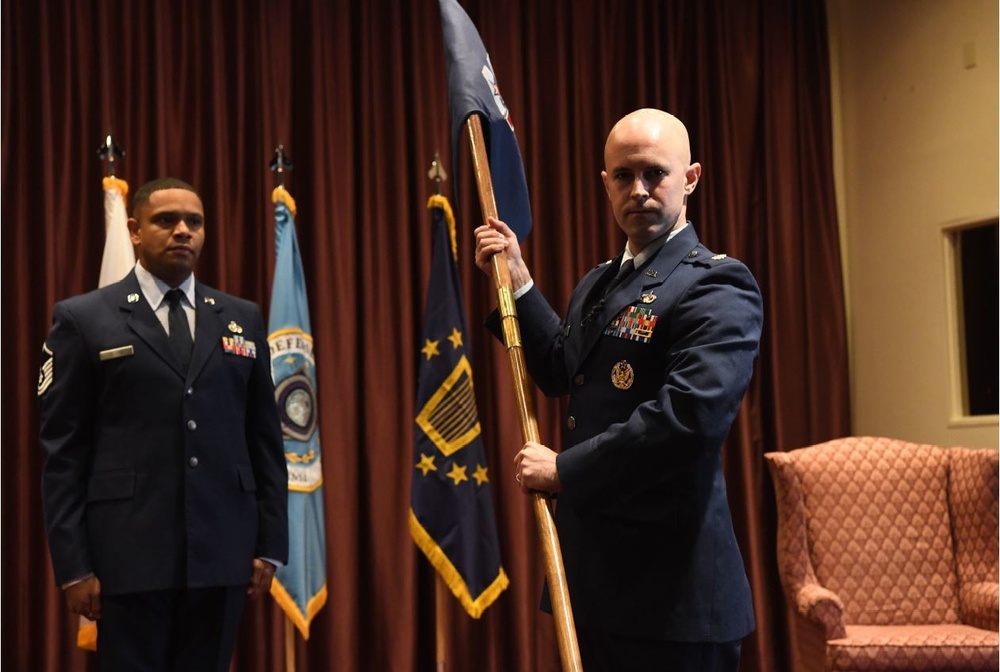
[765,437,999,671]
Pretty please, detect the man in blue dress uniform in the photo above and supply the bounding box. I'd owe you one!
[39,178,288,671]
[475,109,762,671]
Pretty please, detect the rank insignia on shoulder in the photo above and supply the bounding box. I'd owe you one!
[37,344,54,396]
[222,335,257,359]
[204,296,216,305]
[127,293,140,303]
[227,321,244,334]
[711,254,728,261]
[611,360,634,390]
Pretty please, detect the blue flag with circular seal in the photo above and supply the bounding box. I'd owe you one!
[267,186,328,639]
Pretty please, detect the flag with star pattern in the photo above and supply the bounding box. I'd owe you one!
[267,185,328,638]
[410,194,508,618]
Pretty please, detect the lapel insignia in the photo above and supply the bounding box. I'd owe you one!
[611,360,634,390]
[640,292,657,304]
[711,253,728,261]
[687,250,699,258]
[127,293,140,303]
[204,296,216,305]
[645,269,658,278]
[605,305,657,343]
[222,335,257,359]
[228,321,244,334]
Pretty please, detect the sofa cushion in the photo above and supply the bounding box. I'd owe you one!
[828,623,1000,671]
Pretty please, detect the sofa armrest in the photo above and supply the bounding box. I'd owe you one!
[794,582,847,640]
[961,581,1000,631]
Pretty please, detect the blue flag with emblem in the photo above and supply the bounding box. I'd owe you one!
[439,0,532,241]
[410,194,508,618]
[267,186,328,638]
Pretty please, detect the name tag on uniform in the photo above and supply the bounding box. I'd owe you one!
[99,345,135,361]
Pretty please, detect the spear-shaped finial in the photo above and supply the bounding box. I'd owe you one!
[269,144,294,186]
[427,151,448,195]
[97,132,125,177]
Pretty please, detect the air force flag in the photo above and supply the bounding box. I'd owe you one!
[439,0,532,241]
[267,186,328,638]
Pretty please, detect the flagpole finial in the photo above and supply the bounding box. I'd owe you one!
[270,144,294,186]
[97,132,125,178]
[428,152,448,195]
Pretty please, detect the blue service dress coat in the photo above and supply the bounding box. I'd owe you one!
[495,223,762,643]
[39,270,288,596]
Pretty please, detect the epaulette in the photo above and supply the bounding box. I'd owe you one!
[682,248,737,265]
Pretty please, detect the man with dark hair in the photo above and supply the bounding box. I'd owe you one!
[39,178,288,671]
[475,109,761,671]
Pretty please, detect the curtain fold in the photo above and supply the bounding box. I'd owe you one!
[1,1,849,670]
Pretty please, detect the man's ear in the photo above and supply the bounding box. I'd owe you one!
[127,217,141,245]
[601,170,610,198]
[684,163,702,195]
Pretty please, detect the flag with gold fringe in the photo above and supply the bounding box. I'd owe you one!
[267,186,328,638]
[410,194,508,618]
[77,175,135,652]
[98,176,134,288]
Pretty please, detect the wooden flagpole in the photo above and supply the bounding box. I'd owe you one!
[273,144,298,672]
[464,114,583,672]
[436,576,448,672]
[284,617,295,672]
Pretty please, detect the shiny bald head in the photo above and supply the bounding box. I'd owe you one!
[604,108,693,168]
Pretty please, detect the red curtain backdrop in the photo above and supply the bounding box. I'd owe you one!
[1,1,850,670]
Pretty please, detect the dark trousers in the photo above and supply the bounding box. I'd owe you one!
[577,626,743,672]
[98,586,246,672]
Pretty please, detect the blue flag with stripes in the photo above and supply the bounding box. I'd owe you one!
[410,194,508,618]
[267,186,328,638]
[439,0,532,241]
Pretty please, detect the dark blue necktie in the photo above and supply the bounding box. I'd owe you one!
[582,258,635,327]
[165,289,193,370]
[604,258,635,297]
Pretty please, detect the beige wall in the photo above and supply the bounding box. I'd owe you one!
[828,0,998,448]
